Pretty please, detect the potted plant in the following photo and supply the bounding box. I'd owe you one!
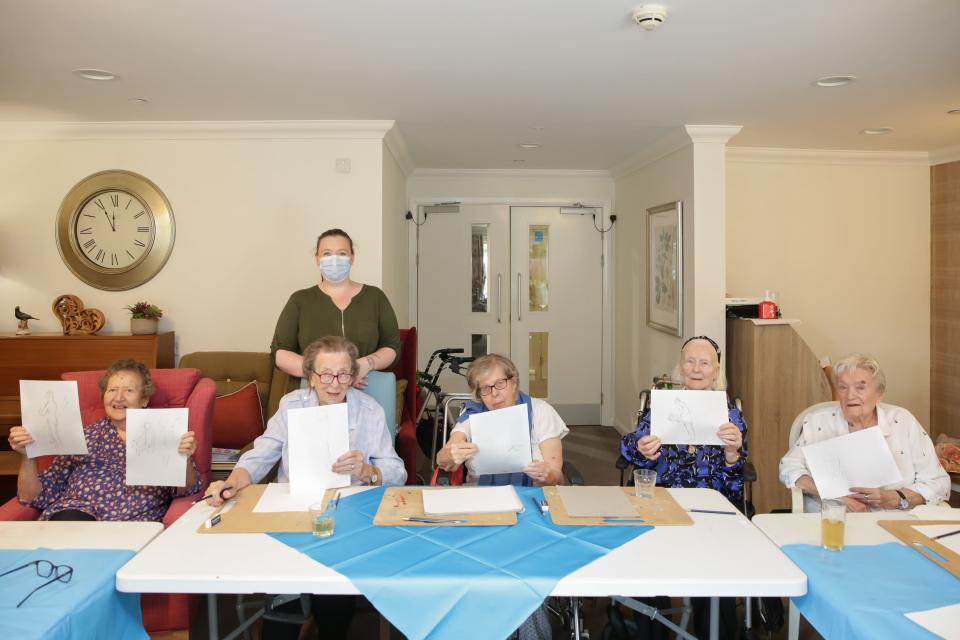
[124,301,163,335]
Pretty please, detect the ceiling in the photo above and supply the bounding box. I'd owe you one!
[1,0,958,170]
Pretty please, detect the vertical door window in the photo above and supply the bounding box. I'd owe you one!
[471,334,489,358]
[528,331,549,397]
[528,225,549,312]
[471,224,490,312]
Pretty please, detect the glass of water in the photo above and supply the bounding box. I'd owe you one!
[310,500,336,538]
[633,469,657,499]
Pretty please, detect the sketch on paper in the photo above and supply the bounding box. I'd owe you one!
[801,428,902,500]
[650,390,726,446]
[287,403,351,495]
[125,408,188,487]
[20,380,87,457]
[470,404,532,475]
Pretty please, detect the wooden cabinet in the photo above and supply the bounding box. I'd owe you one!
[725,320,831,514]
[0,332,175,491]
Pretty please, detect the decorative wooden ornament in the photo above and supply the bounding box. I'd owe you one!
[52,294,105,335]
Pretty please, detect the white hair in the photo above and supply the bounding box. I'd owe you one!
[671,338,727,391]
[832,353,886,393]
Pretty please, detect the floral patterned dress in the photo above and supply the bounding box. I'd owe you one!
[26,417,201,521]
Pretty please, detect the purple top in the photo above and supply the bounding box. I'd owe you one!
[25,417,201,522]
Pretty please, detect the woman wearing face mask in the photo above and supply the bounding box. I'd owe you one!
[271,228,401,390]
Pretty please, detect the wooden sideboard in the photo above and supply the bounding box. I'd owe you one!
[725,320,832,514]
[0,332,175,492]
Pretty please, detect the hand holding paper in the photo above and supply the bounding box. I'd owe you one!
[19,380,87,457]
[288,403,351,495]
[468,404,532,475]
[126,408,189,486]
[801,427,902,500]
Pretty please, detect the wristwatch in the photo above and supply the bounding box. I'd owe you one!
[369,467,380,485]
[895,489,909,511]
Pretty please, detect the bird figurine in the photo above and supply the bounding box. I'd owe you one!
[15,306,37,335]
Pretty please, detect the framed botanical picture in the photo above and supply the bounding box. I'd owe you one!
[646,201,684,336]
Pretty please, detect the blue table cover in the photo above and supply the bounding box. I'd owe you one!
[271,486,652,640]
[0,548,147,640]
[783,543,960,640]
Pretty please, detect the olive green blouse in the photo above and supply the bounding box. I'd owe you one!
[270,285,401,390]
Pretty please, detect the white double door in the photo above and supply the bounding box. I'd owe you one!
[417,204,602,424]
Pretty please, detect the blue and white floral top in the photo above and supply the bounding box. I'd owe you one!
[620,400,748,506]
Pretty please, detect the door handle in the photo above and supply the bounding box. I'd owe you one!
[517,273,522,322]
[497,273,502,323]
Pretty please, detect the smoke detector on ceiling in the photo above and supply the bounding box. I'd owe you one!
[632,5,668,30]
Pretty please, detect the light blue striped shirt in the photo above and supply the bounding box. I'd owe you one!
[236,387,406,486]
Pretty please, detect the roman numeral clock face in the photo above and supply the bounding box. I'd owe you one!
[75,191,155,268]
[56,170,175,291]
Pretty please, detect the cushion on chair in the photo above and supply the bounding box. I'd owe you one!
[212,381,265,449]
[364,371,397,439]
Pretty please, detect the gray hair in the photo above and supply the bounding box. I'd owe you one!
[466,354,519,402]
[832,353,886,393]
[301,336,359,379]
[99,359,155,399]
[671,337,728,391]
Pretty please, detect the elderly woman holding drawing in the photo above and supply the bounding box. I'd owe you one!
[620,335,747,504]
[437,353,569,486]
[206,336,406,504]
[779,353,949,512]
[205,336,405,640]
[8,359,200,521]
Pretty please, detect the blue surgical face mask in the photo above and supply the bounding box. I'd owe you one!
[319,255,351,282]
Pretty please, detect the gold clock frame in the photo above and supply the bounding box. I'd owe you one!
[56,170,176,291]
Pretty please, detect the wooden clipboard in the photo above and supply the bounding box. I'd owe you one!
[878,519,960,578]
[196,484,336,534]
[543,486,693,526]
[373,487,518,526]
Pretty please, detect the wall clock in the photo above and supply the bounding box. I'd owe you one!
[56,170,175,291]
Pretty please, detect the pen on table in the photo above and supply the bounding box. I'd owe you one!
[603,518,646,523]
[401,516,466,524]
[333,491,341,509]
[688,509,738,515]
[932,528,960,541]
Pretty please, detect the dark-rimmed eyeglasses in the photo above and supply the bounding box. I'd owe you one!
[311,371,354,385]
[0,559,73,607]
[477,376,513,397]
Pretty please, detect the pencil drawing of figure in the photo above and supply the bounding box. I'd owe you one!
[132,422,156,457]
[667,397,695,442]
[39,390,62,448]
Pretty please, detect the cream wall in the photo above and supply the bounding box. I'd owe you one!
[613,145,695,433]
[0,124,390,360]
[726,157,931,423]
[381,142,409,326]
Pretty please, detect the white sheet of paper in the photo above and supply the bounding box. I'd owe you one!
[905,603,960,640]
[252,482,326,513]
[650,390,727,445]
[20,380,87,457]
[468,404,533,475]
[125,408,188,486]
[915,524,960,556]
[287,403,351,495]
[422,486,523,515]
[556,485,639,518]
[801,427,902,500]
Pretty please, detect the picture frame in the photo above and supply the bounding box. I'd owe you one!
[646,201,684,336]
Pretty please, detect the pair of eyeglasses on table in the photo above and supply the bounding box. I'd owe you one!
[0,559,74,608]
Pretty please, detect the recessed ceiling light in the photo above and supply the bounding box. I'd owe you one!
[73,68,117,81]
[128,98,149,105]
[814,75,856,87]
[519,143,540,149]
[860,127,893,135]
[948,109,960,115]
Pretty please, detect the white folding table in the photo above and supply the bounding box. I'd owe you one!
[116,488,806,640]
[0,520,163,551]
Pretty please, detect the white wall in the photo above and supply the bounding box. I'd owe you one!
[726,156,931,423]
[381,141,409,326]
[613,145,695,432]
[0,123,390,360]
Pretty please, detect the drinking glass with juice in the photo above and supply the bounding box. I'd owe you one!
[821,499,846,551]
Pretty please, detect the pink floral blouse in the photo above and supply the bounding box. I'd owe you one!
[26,417,201,521]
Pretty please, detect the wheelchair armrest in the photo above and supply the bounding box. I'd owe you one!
[743,461,757,483]
[615,455,631,471]
[562,461,584,486]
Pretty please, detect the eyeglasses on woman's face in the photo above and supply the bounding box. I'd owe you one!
[312,371,354,385]
[477,376,512,397]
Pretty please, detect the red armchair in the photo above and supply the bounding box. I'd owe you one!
[0,367,215,633]
[390,328,419,484]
